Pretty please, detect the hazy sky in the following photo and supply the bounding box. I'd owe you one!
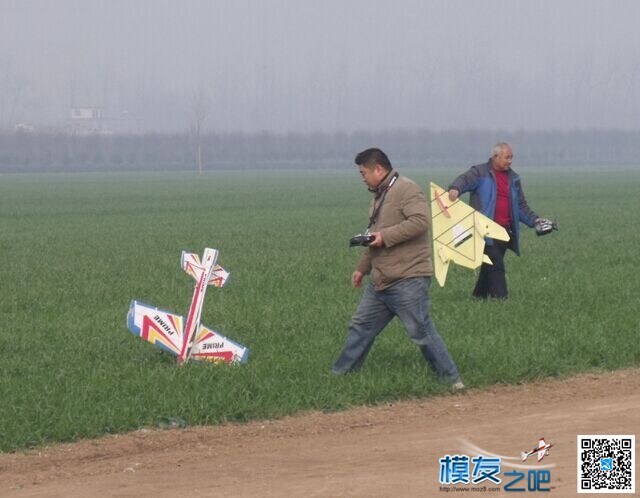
[1,0,639,132]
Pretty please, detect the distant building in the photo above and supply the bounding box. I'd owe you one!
[68,107,140,135]
[70,107,104,120]
[69,107,109,135]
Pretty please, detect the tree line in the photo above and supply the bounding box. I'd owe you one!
[1,128,639,173]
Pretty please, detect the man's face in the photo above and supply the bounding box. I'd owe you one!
[358,164,386,189]
[492,146,513,171]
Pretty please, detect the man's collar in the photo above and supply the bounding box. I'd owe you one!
[369,168,398,194]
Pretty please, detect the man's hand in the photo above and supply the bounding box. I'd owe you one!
[351,271,364,288]
[368,231,384,248]
[448,189,459,201]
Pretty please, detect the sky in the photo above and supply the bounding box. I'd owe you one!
[1,0,639,133]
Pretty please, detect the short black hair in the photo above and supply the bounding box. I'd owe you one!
[354,148,392,171]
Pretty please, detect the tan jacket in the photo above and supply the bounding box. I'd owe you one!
[356,169,433,290]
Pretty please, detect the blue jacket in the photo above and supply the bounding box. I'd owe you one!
[448,160,538,255]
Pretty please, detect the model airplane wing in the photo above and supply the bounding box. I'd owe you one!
[537,438,551,461]
[430,182,510,287]
[127,301,185,357]
[190,324,250,364]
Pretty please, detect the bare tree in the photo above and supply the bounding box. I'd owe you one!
[0,58,30,128]
[189,87,211,174]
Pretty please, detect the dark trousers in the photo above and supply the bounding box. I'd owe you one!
[473,240,510,299]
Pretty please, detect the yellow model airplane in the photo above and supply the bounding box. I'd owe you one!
[430,182,510,287]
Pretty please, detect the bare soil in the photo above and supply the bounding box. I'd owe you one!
[2,369,638,497]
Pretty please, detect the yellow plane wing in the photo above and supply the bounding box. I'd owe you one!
[430,182,510,287]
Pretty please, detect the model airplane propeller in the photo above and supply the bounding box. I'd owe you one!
[430,182,511,287]
[127,248,249,364]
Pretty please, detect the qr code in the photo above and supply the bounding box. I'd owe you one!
[578,435,635,494]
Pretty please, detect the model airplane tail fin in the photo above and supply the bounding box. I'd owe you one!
[182,248,218,277]
[521,451,529,462]
[434,242,452,287]
[181,248,229,287]
[208,265,230,288]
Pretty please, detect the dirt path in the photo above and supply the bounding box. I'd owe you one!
[2,369,638,497]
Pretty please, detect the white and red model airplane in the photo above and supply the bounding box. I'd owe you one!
[521,437,554,462]
[127,248,249,365]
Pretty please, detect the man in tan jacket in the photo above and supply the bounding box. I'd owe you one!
[332,148,463,389]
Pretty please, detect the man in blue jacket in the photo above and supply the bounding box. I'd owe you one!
[448,143,541,299]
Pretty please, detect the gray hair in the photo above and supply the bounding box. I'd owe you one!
[492,142,511,157]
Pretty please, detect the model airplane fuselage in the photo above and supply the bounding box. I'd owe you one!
[521,437,554,462]
[430,182,511,287]
[127,248,249,364]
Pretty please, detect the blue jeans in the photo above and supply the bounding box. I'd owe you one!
[332,277,460,382]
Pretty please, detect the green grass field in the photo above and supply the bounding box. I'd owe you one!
[1,166,638,452]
